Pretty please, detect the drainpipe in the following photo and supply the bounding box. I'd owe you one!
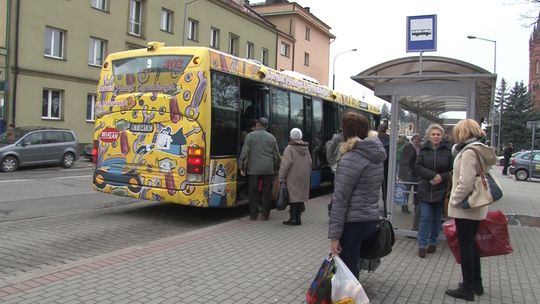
[1,0,11,130]
[11,0,20,124]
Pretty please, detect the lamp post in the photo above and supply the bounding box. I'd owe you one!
[182,0,199,46]
[467,35,498,150]
[332,48,357,90]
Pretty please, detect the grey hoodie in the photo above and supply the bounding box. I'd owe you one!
[328,136,386,240]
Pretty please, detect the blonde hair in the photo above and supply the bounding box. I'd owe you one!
[425,124,445,138]
[453,119,484,144]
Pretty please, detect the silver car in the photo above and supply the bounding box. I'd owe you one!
[0,127,80,172]
[509,150,540,181]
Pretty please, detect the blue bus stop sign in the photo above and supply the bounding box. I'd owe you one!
[406,15,437,52]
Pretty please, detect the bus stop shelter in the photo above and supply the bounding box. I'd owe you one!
[352,55,497,237]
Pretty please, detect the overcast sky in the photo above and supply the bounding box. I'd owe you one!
[253,0,538,106]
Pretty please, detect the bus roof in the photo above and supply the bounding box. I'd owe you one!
[103,43,380,115]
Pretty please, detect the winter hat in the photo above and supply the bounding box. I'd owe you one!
[290,128,303,140]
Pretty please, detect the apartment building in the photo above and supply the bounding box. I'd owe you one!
[250,0,335,86]
[1,0,278,143]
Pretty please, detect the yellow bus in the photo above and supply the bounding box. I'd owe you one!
[92,41,380,208]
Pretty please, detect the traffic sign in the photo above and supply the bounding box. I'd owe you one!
[526,120,540,128]
[406,15,437,52]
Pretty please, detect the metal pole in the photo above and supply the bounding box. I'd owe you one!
[497,99,502,154]
[332,48,357,90]
[531,123,536,182]
[467,35,497,148]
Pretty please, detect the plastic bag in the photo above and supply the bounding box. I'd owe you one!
[393,182,408,206]
[331,256,370,304]
[275,183,289,211]
[306,256,334,304]
[443,210,513,264]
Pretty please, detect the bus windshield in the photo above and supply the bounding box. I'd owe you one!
[112,55,193,75]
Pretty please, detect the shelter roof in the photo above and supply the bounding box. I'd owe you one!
[352,56,497,124]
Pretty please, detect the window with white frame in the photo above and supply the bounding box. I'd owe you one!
[246,42,254,59]
[280,42,290,57]
[44,27,65,59]
[305,27,310,41]
[261,48,268,66]
[42,89,62,119]
[160,8,173,33]
[229,34,239,56]
[210,27,220,49]
[86,94,96,121]
[304,52,310,66]
[129,0,142,36]
[187,18,199,41]
[88,37,107,66]
[91,0,107,11]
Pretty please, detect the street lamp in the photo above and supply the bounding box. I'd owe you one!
[182,0,199,46]
[332,48,357,90]
[467,35,498,150]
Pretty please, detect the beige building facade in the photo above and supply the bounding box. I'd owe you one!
[250,0,335,86]
[1,0,278,143]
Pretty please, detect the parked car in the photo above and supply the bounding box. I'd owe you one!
[509,150,540,181]
[0,126,80,172]
[82,143,93,161]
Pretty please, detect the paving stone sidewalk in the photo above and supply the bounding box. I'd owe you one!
[0,169,538,303]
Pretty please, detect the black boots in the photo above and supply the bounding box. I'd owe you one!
[446,285,474,301]
[459,282,484,295]
[283,203,302,226]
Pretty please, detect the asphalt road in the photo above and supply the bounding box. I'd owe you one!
[0,160,249,284]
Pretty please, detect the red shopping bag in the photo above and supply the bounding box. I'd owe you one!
[443,210,513,264]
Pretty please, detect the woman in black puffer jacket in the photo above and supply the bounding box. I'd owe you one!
[415,124,453,258]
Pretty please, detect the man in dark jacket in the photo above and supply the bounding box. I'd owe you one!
[398,134,421,214]
[377,124,390,205]
[239,117,281,221]
[502,143,514,175]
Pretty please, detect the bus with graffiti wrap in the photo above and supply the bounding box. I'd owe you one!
[92,41,380,208]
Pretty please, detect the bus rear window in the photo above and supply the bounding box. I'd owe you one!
[112,55,193,75]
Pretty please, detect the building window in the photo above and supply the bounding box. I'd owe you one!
[305,27,310,41]
[42,89,62,120]
[261,48,268,66]
[89,37,107,66]
[91,0,107,11]
[210,27,220,49]
[44,27,65,59]
[87,94,96,121]
[280,42,290,57]
[160,8,173,33]
[187,18,199,41]
[229,34,239,56]
[129,0,142,36]
[304,52,310,66]
[536,61,540,75]
[246,42,254,59]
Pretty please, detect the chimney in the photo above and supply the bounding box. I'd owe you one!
[304,7,310,12]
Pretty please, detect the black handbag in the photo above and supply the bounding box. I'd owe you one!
[276,183,289,211]
[359,217,395,259]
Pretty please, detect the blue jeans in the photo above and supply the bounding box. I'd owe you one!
[418,201,443,248]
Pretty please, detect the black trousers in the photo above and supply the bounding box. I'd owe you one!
[248,174,274,219]
[339,221,379,278]
[502,159,510,175]
[455,218,482,287]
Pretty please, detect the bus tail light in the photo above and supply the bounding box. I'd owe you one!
[92,140,98,163]
[187,147,204,183]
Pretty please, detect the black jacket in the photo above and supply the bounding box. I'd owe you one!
[415,140,453,203]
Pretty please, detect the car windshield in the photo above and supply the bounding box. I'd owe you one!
[0,128,28,144]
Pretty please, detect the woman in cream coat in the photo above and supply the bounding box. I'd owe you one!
[445,119,497,302]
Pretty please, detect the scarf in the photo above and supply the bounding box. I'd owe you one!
[452,137,481,157]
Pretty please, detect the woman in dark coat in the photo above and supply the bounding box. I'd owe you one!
[328,112,386,278]
[415,124,453,258]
